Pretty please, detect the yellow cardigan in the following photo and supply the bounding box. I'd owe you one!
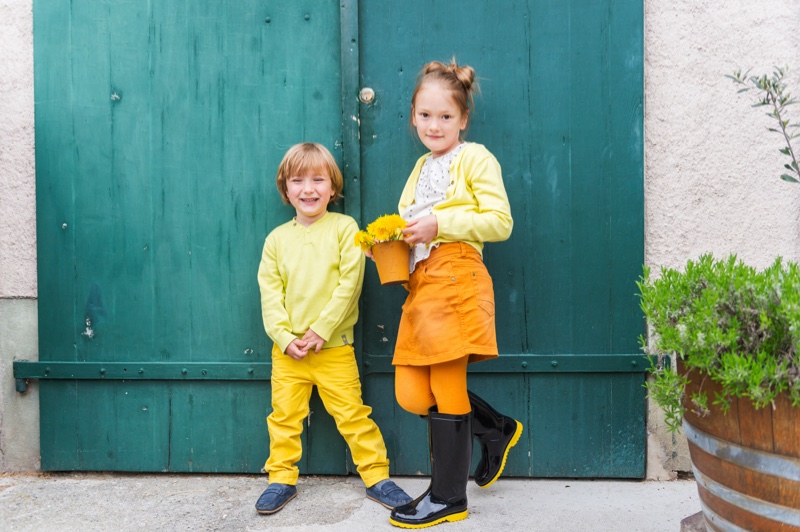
[398,143,513,254]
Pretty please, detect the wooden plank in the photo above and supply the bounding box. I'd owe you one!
[737,395,775,453]
[603,1,646,353]
[39,382,79,470]
[104,0,157,361]
[169,381,270,473]
[33,0,78,361]
[68,1,115,364]
[683,367,742,446]
[111,382,170,470]
[773,393,800,459]
[530,372,645,478]
[339,0,362,222]
[64,382,171,471]
[526,0,574,354]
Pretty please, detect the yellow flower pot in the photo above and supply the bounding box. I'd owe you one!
[372,240,410,285]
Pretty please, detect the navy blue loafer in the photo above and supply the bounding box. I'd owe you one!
[255,483,297,515]
[366,479,413,510]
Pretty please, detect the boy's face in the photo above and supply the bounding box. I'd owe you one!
[286,169,335,226]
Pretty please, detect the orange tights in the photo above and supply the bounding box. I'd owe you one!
[394,357,471,415]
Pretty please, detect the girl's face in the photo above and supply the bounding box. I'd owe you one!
[286,169,335,226]
[412,83,468,158]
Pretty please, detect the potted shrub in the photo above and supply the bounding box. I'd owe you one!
[355,214,410,285]
[638,67,800,530]
[638,254,800,531]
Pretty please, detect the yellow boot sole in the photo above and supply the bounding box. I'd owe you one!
[389,509,468,529]
[479,420,523,489]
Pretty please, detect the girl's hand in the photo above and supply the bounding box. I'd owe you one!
[364,249,374,260]
[285,339,309,360]
[301,328,326,354]
[403,216,438,246]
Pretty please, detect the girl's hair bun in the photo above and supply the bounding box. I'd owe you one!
[423,58,477,94]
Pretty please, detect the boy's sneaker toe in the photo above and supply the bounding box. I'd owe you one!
[365,479,413,510]
[255,483,297,515]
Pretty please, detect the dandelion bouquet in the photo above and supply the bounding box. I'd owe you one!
[354,214,407,251]
[354,214,410,285]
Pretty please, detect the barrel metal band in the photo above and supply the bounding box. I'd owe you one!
[692,467,800,527]
[696,500,748,532]
[683,418,800,482]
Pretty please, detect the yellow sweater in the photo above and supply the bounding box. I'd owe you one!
[257,211,365,353]
[398,143,513,254]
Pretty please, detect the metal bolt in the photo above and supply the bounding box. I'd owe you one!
[100,368,106,376]
[181,368,187,375]
[521,361,528,368]
[551,360,558,367]
[359,87,375,104]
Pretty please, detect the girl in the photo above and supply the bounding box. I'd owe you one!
[387,60,524,528]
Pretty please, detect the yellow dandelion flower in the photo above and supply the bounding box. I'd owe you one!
[353,214,407,250]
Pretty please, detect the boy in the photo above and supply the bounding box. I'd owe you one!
[255,143,411,515]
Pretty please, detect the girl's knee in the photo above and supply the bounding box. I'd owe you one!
[395,390,434,416]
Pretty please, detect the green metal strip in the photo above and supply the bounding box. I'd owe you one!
[362,354,654,375]
[339,0,361,223]
[14,354,653,381]
[13,361,271,381]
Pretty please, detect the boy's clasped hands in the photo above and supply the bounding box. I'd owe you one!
[284,329,325,360]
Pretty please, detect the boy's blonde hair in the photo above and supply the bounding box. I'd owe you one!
[275,143,344,205]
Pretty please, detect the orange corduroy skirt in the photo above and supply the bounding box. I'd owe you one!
[392,242,499,366]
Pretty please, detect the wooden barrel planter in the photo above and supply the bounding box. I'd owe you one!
[682,366,800,531]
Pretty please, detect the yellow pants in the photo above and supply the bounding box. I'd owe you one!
[265,343,390,487]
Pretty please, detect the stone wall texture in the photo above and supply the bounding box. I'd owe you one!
[0,0,36,299]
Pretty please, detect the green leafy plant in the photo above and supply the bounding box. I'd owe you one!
[638,255,800,432]
[728,67,799,183]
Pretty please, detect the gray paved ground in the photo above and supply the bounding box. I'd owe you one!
[0,473,700,531]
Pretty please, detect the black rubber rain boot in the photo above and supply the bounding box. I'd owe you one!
[468,390,523,488]
[389,410,472,528]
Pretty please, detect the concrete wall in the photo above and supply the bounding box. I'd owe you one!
[643,0,800,479]
[2,0,799,475]
[0,0,39,472]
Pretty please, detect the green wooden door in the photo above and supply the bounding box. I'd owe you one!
[356,0,646,477]
[25,0,644,476]
[31,0,350,472]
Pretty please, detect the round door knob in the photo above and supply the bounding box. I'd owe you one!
[359,87,375,104]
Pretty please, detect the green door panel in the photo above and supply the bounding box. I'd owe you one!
[40,381,170,471]
[33,0,347,473]
[357,0,645,477]
[30,0,645,477]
